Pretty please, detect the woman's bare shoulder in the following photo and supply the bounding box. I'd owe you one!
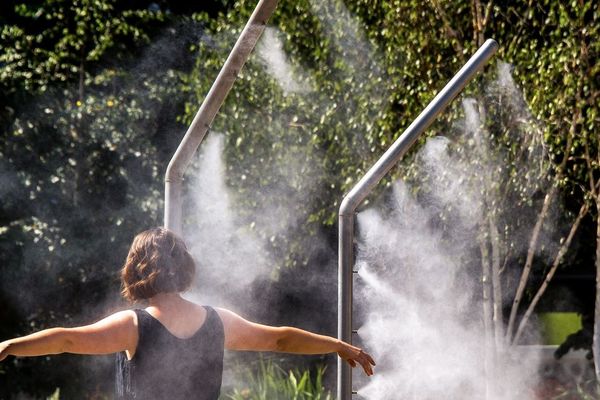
[212,307,241,321]
[89,309,138,329]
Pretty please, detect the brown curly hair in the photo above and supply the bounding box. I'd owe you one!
[121,227,195,302]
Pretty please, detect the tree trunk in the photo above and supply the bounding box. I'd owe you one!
[507,116,575,344]
[594,200,600,382]
[513,200,589,344]
[489,214,505,348]
[480,237,495,398]
[506,186,557,342]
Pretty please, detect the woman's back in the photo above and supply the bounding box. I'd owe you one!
[1,228,375,397]
[116,306,224,400]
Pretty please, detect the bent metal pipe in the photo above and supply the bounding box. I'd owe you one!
[337,38,499,400]
[164,0,279,235]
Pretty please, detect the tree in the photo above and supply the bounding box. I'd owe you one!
[1,0,598,396]
[183,2,600,393]
[0,0,206,396]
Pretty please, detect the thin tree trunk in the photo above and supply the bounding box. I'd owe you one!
[594,201,600,382]
[513,199,590,344]
[506,186,557,342]
[489,214,505,348]
[471,0,492,46]
[480,237,495,399]
[506,119,575,343]
[481,238,494,340]
[590,140,600,381]
[471,0,483,46]
[429,0,465,62]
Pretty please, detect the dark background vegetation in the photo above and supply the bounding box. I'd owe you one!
[0,0,598,398]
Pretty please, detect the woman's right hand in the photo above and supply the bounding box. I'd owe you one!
[0,341,11,362]
[337,342,376,376]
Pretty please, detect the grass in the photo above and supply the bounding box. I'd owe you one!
[539,312,583,345]
[551,380,600,400]
[223,358,333,400]
[39,359,331,400]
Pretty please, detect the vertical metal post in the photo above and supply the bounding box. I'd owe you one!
[164,0,279,235]
[338,213,355,400]
[338,39,498,399]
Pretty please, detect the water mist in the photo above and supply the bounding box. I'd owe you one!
[180,6,550,399]
[257,27,311,95]
[184,134,271,309]
[354,138,540,400]
[352,61,556,398]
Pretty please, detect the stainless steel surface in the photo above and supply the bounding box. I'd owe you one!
[164,0,279,234]
[338,39,498,399]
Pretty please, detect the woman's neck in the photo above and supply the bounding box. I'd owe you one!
[147,292,185,308]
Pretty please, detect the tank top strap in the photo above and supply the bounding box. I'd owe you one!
[132,308,152,345]
[201,306,224,338]
[133,306,223,343]
[203,305,217,322]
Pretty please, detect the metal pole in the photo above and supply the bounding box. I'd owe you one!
[338,39,498,399]
[338,212,355,400]
[164,0,279,235]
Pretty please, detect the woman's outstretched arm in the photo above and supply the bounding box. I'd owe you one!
[0,311,137,361]
[215,308,375,376]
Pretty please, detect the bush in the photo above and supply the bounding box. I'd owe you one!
[224,358,332,400]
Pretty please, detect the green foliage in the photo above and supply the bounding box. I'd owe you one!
[0,0,166,94]
[182,0,599,270]
[0,1,197,397]
[224,359,332,400]
[498,1,599,203]
[0,58,184,400]
[1,0,599,397]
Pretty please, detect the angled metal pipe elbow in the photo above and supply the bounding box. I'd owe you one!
[338,39,498,399]
[165,0,279,235]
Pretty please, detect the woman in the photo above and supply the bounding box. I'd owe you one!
[0,227,375,399]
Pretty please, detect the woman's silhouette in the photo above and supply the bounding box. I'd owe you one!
[1,227,375,399]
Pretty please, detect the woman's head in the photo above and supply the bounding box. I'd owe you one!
[121,227,195,302]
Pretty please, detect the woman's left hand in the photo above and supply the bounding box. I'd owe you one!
[337,342,376,376]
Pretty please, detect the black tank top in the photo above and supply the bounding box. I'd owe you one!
[115,306,224,400]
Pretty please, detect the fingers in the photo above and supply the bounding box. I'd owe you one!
[339,343,377,376]
[357,354,374,376]
[344,351,376,376]
[356,349,375,376]
[359,361,372,376]
[364,351,376,366]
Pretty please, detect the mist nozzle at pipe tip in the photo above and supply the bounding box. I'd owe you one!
[483,38,499,52]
